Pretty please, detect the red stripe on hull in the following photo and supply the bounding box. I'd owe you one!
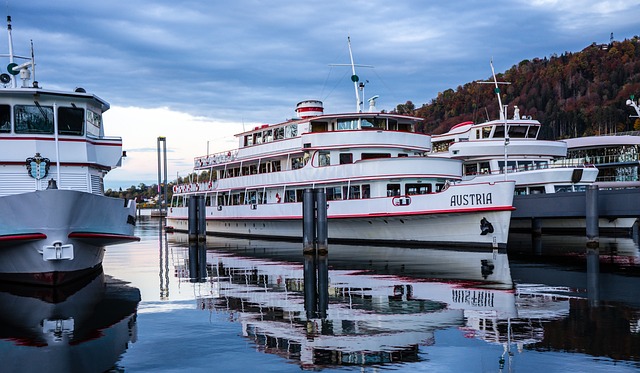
[0,264,102,286]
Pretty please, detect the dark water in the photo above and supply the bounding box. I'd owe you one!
[1,217,639,372]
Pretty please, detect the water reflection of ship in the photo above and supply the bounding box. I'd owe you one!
[0,270,141,372]
[170,234,523,367]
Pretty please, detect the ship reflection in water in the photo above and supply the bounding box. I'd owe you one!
[0,270,141,372]
[168,233,639,370]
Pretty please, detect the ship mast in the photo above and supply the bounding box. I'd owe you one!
[6,15,15,88]
[479,60,511,181]
[347,37,361,113]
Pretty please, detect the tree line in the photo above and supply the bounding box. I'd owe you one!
[395,37,640,139]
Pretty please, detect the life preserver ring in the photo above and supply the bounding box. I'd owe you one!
[173,185,177,193]
[227,151,231,157]
[275,193,281,203]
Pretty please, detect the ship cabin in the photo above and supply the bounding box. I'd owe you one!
[430,118,542,154]
[0,85,124,197]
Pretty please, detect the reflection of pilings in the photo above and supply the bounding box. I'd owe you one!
[188,241,207,283]
[531,218,542,237]
[586,185,599,248]
[303,253,329,320]
[317,254,328,319]
[302,188,328,254]
[159,218,169,299]
[188,195,206,242]
[303,254,317,319]
[157,136,168,214]
[586,248,600,307]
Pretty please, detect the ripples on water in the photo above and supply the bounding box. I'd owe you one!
[1,216,639,372]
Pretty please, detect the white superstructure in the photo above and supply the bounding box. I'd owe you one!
[167,101,515,248]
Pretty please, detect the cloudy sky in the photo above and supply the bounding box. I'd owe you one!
[5,1,638,189]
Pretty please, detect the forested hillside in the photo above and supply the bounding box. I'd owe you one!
[396,37,640,139]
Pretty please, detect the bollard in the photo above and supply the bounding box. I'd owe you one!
[585,185,599,248]
[531,218,542,237]
[188,195,207,242]
[302,189,315,253]
[197,195,206,241]
[315,189,328,254]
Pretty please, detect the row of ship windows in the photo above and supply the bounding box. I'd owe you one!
[215,152,401,179]
[171,182,439,207]
[0,104,101,136]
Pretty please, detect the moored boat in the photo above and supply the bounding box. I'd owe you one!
[167,41,515,248]
[0,17,139,285]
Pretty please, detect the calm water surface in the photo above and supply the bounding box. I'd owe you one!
[1,216,639,372]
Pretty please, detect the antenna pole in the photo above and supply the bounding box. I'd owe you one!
[490,59,505,121]
[489,59,509,181]
[347,37,361,113]
[6,15,15,88]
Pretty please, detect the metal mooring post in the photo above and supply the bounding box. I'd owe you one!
[585,185,599,249]
[315,188,328,254]
[303,188,315,253]
[188,195,206,242]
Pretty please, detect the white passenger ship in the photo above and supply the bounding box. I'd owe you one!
[0,17,138,285]
[166,96,515,248]
[429,108,599,194]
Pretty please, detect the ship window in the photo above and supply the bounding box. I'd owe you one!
[339,153,353,164]
[527,126,539,138]
[479,162,490,174]
[515,187,527,195]
[285,124,298,138]
[326,186,342,201]
[274,127,284,140]
[530,186,546,194]
[58,107,85,136]
[498,161,516,173]
[509,126,528,138]
[482,126,492,138]
[291,156,304,169]
[263,129,273,142]
[337,119,358,130]
[405,183,431,195]
[347,185,360,199]
[15,104,54,134]
[319,151,330,166]
[285,190,296,203]
[464,163,478,175]
[0,104,9,132]
[362,184,370,198]
[362,153,391,160]
[493,125,504,138]
[386,183,401,197]
[86,109,101,137]
[244,135,253,146]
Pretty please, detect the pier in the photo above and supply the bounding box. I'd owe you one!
[511,186,640,235]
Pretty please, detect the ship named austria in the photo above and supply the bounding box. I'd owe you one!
[0,17,139,285]
[167,41,516,248]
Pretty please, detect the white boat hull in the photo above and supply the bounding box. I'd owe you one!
[167,181,515,248]
[0,189,138,285]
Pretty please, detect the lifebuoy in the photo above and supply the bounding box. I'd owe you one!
[173,185,177,193]
[275,193,281,203]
